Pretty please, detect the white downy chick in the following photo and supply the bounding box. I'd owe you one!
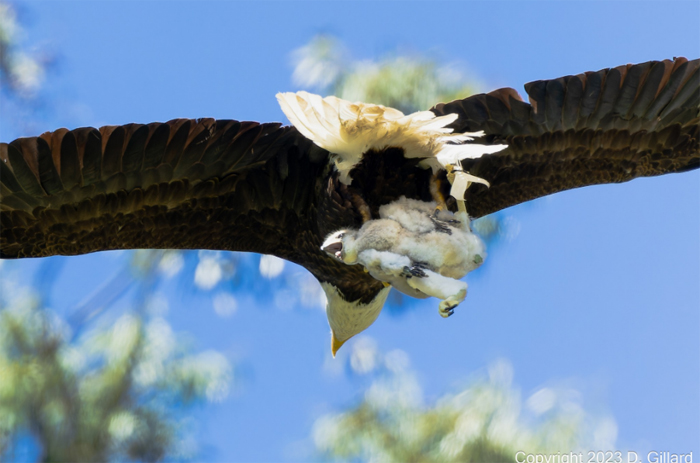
[322,196,486,342]
[348,197,486,278]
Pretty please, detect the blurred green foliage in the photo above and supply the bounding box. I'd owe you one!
[0,1,45,97]
[314,352,616,463]
[0,1,56,137]
[0,253,231,462]
[292,35,477,114]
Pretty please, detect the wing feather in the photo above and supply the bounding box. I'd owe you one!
[2,57,697,304]
[0,119,323,259]
[431,57,699,218]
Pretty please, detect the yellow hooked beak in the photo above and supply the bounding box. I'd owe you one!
[331,331,347,358]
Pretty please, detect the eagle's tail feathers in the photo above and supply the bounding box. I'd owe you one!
[277,91,509,184]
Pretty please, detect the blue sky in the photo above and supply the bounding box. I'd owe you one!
[2,1,699,461]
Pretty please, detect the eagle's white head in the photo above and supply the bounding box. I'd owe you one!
[321,282,391,357]
[322,229,381,356]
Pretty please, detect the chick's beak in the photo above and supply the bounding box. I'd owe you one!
[322,242,343,259]
[321,234,344,260]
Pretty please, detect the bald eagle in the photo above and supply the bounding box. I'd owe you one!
[1,57,698,355]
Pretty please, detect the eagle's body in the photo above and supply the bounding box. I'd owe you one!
[1,57,698,353]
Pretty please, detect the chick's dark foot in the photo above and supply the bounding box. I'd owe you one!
[431,209,459,234]
[432,209,460,223]
[439,302,456,318]
[430,217,452,235]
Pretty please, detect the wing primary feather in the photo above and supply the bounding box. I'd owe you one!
[80,128,103,186]
[143,123,170,169]
[59,132,81,190]
[173,120,214,177]
[7,140,45,197]
[578,70,604,123]
[588,68,621,128]
[481,94,511,125]
[46,128,68,175]
[162,120,191,168]
[659,64,699,120]
[629,60,668,119]
[524,80,547,125]
[0,145,25,194]
[614,61,651,118]
[201,121,239,165]
[431,57,698,218]
[645,60,692,118]
[507,96,532,131]
[101,126,126,179]
[122,124,149,173]
[461,98,489,125]
[561,76,583,131]
[544,78,565,132]
[199,120,238,165]
[37,135,64,195]
[673,58,699,98]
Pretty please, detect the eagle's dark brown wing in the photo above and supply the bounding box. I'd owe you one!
[431,57,699,218]
[2,57,697,304]
[0,119,328,259]
[0,118,388,302]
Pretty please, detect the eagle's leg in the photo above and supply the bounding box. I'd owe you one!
[341,183,373,223]
[404,269,468,318]
[349,191,373,223]
[430,174,463,234]
[429,175,450,212]
[447,166,491,219]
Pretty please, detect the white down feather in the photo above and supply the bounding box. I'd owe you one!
[276,91,507,184]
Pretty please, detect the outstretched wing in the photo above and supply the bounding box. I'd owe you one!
[0,119,326,258]
[432,58,699,218]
